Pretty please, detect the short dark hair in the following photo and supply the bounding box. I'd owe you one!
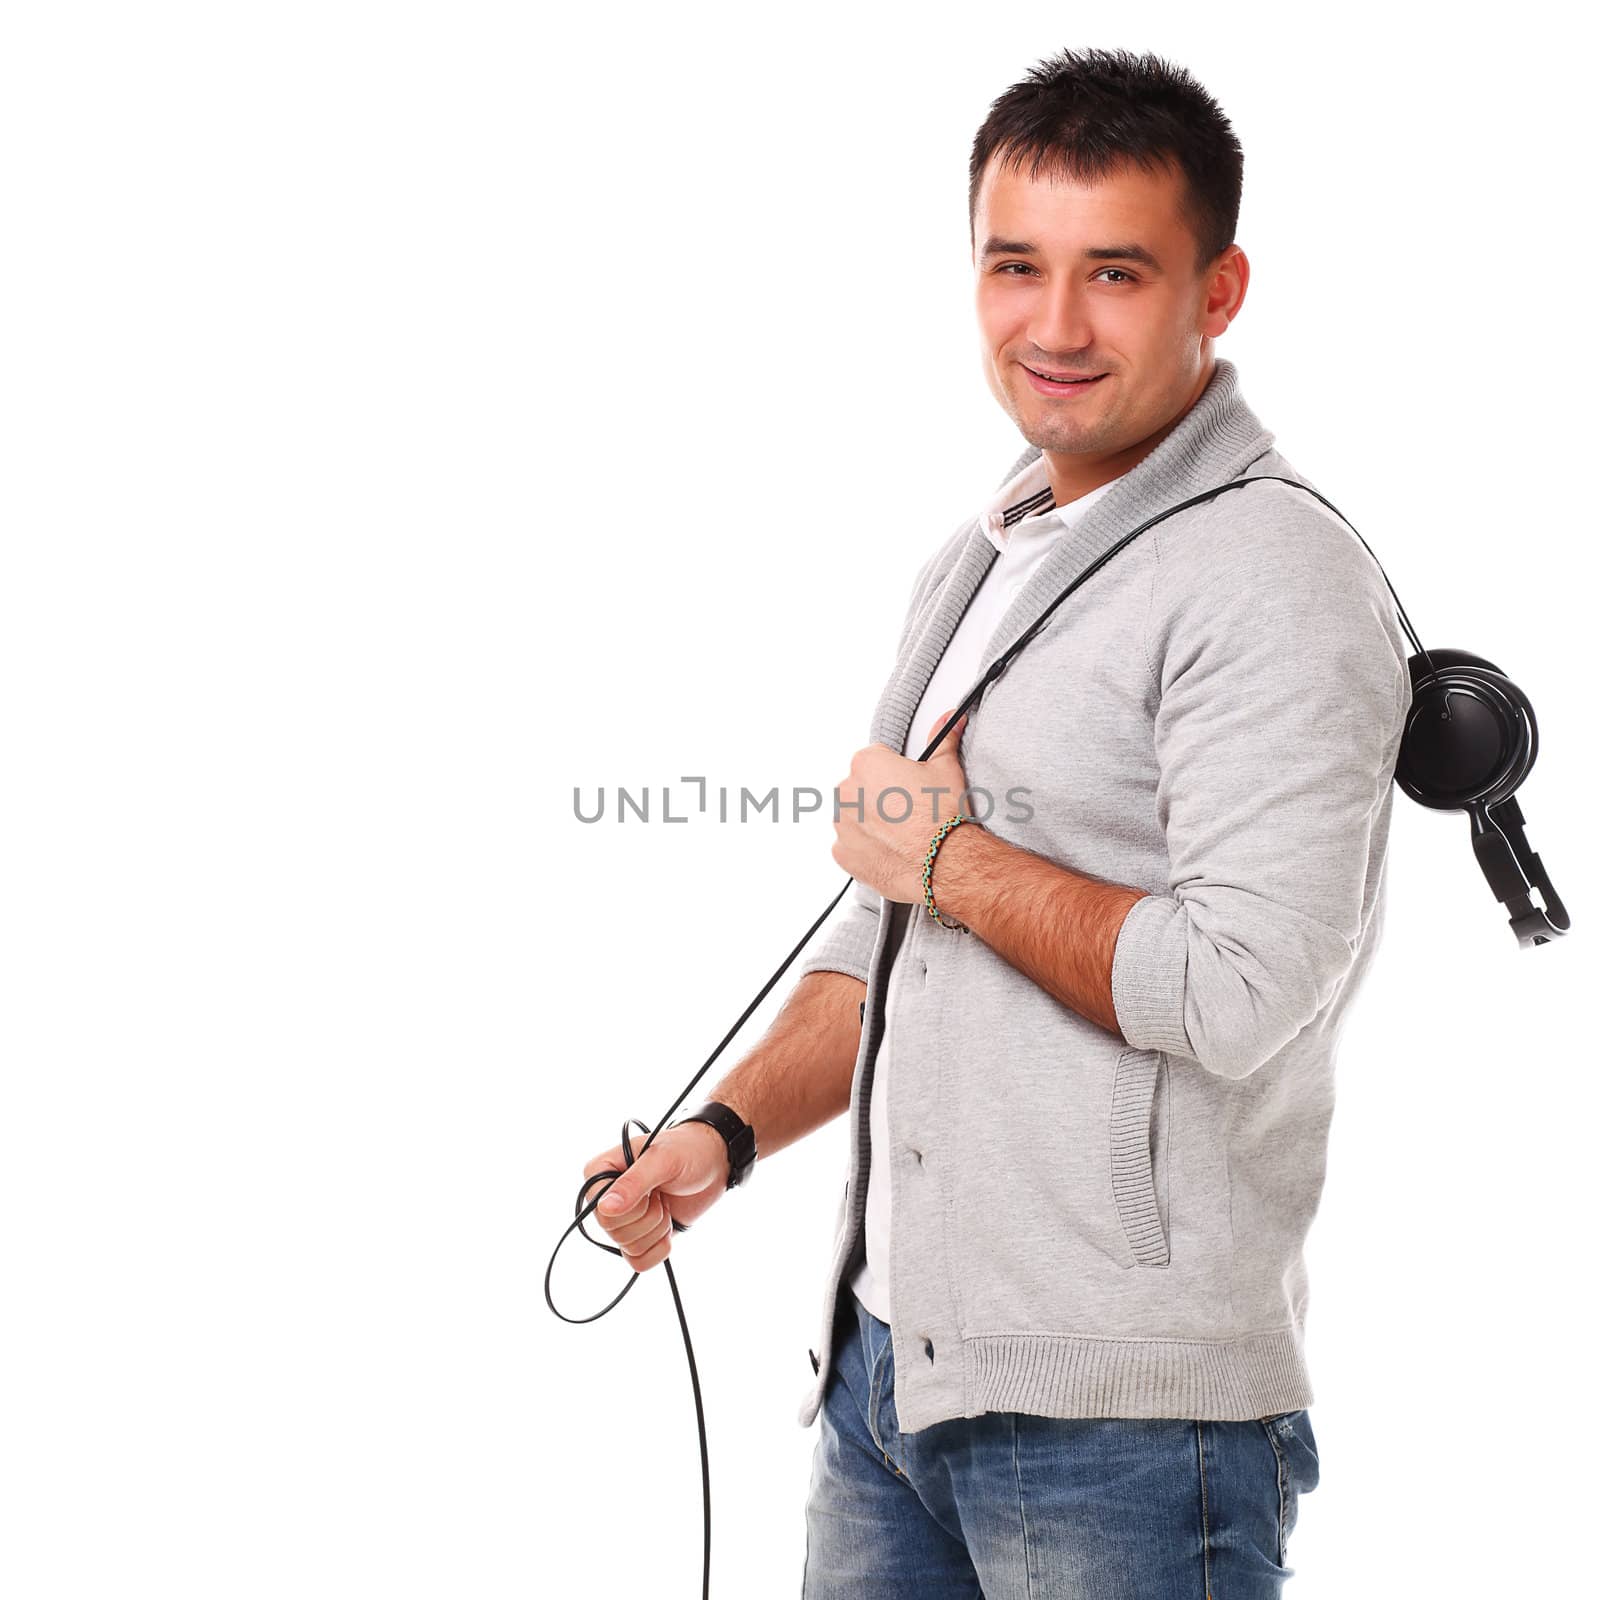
[968,47,1244,275]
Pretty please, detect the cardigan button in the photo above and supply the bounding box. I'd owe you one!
[923,1338,935,1363]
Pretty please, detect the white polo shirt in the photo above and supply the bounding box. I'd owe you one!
[850,456,1130,1324]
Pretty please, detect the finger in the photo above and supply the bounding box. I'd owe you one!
[620,1208,673,1262]
[624,1228,674,1274]
[605,1193,667,1249]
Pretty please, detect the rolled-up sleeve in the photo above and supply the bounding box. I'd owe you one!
[792,874,883,987]
[1110,496,1412,1079]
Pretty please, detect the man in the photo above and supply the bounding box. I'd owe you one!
[581,46,1409,1597]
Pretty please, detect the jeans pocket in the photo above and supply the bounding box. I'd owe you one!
[1259,1408,1320,1561]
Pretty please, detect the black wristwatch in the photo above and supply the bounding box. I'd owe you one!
[671,1100,758,1190]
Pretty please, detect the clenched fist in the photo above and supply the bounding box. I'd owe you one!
[580,1121,731,1274]
[829,707,974,904]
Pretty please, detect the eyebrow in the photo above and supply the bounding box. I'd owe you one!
[979,237,1165,273]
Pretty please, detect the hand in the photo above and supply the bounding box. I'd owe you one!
[828,707,976,904]
[580,1122,731,1274]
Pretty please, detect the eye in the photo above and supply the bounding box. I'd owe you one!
[1095,267,1138,285]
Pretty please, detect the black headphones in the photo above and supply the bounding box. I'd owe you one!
[1391,644,1567,947]
[549,470,1570,1600]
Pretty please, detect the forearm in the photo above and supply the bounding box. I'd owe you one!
[706,968,864,1161]
[930,822,1147,1037]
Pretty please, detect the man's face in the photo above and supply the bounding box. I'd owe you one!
[972,153,1244,472]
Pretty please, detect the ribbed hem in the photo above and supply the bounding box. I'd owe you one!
[1110,891,1193,1057]
[959,1324,1313,1423]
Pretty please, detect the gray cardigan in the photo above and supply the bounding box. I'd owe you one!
[795,358,1412,1433]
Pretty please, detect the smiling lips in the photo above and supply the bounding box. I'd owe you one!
[1022,365,1108,395]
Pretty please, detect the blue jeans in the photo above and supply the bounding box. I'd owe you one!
[802,1287,1320,1598]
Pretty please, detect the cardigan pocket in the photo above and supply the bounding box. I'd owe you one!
[1109,1046,1170,1267]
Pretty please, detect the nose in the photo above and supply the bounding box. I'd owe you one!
[1027,274,1094,360]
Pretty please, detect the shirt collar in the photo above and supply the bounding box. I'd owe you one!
[977,456,1129,554]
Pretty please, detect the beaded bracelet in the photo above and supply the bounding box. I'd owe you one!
[923,812,976,931]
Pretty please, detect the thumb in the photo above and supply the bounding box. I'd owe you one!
[597,1136,688,1214]
[598,1161,648,1213]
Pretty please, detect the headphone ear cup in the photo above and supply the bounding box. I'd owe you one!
[1395,651,1537,811]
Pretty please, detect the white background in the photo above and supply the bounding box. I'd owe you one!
[3,4,1593,1596]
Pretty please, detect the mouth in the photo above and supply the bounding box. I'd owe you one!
[1021,365,1108,397]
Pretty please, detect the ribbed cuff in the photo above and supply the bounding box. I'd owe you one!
[1110,892,1193,1057]
[793,900,879,988]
